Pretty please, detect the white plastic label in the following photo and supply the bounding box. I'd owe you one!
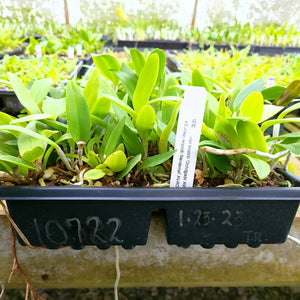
[170,86,207,188]
[35,45,42,58]
[266,76,275,88]
[68,46,75,59]
[76,44,82,57]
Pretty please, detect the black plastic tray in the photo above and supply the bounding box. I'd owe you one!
[0,47,25,60]
[116,39,189,50]
[3,169,300,250]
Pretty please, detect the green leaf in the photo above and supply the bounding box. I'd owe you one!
[136,104,156,141]
[260,105,284,123]
[30,78,52,104]
[192,69,208,90]
[278,101,300,119]
[130,48,145,76]
[159,100,181,153]
[139,149,176,170]
[18,122,45,162]
[150,48,166,84]
[237,120,268,153]
[42,97,66,119]
[103,116,126,156]
[0,112,15,125]
[93,54,121,86]
[231,79,265,111]
[10,114,53,125]
[0,132,18,156]
[243,154,270,179]
[0,125,58,149]
[214,116,240,149]
[9,73,41,114]
[132,53,159,112]
[101,94,136,119]
[261,118,300,133]
[0,154,36,170]
[240,91,264,123]
[83,68,101,111]
[104,150,127,172]
[274,80,300,106]
[122,125,144,156]
[92,96,111,119]
[116,154,142,179]
[114,63,138,99]
[262,86,286,100]
[66,80,91,143]
[84,168,106,180]
[275,143,300,155]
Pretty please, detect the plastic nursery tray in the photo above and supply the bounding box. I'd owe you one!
[0,60,83,116]
[0,47,25,60]
[116,39,189,50]
[3,169,300,250]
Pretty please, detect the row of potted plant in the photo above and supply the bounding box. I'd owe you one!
[0,48,300,249]
[2,19,300,56]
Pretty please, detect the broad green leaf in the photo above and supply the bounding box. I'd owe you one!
[130,48,145,76]
[103,116,126,156]
[0,132,18,156]
[201,123,218,142]
[262,86,286,100]
[10,114,53,125]
[274,80,300,106]
[163,75,178,97]
[192,69,208,90]
[214,116,240,149]
[261,118,300,133]
[136,105,156,140]
[237,120,268,153]
[93,54,121,86]
[278,101,300,119]
[217,93,227,117]
[150,48,166,84]
[122,125,144,156]
[0,125,58,148]
[139,149,177,170]
[0,154,36,170]
[42,97,66,119]
[243,154,270,179]
[0,112,15,125]
[267,132,300,141]
[275,143,300,155]
[205,152,232,175]
[116,154,142,179]
[104,150,127,172]
[114,63,138,99]
[159,101,181,154]
[9,73,40,114]
[92,96,111,119]
[18,122,45,162]
[231,79,265,111]
[132,53,159,112]
[260,105,284,123]
[66,81,91,143]
[30,78,52,104]
[83,68,101,111]
[84,168,106,180]
[240,91,264,123]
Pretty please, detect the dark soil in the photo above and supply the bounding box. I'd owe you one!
[2,287,300,300]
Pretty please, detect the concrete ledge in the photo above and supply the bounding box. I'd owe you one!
[1,213,300,289]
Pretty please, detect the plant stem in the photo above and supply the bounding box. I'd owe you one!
[142,139,148,161]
